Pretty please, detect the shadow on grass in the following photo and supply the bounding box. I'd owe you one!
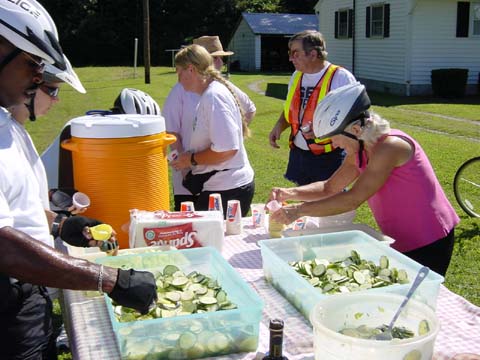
[357,91,480,107]
[455,219,480,254]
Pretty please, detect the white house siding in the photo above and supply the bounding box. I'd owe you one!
[318,0,409,94]
[410,0,480,94]
[354,0,409,94]
[228,19,257,71]
[318,0,355,70]
[255,36,261,70]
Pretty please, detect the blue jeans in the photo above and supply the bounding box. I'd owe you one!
[285,147,345,186]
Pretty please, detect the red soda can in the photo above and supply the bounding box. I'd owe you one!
[226,200,242,235]
[180,201,195,212]
[208,193,223,214]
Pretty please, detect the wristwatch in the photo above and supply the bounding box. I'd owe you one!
[51,213,68,238]
[190,152,198,166]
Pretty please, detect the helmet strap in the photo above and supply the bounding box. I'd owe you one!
[26,92,37,121]
[0,48,21,73]
[340,131,365,168]
[358,140,365,168]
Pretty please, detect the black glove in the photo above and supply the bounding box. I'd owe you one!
[49,188,76,214]
[59,216,101,247]
[109,269,157,314]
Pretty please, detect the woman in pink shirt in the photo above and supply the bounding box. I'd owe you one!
[270,83,459,276]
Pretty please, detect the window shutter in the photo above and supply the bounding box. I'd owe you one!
[456,2,470,37]
[348,9,354,38]
[335,11,339,38]
[366,6,371,38]
[383,4,390,37]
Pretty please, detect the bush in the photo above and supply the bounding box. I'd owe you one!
[431,68,468,98]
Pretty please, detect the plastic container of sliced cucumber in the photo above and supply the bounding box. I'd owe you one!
[310,293,439,360]
[96,247,263,359]
[259,230,444,320]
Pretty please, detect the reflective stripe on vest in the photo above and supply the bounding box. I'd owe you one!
[283,64,340,155]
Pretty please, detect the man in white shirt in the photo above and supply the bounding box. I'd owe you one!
[269,30,357,186]
[0,1,156,358]
[164,35,256,210]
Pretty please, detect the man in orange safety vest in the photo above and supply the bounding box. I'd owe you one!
[268,30,357,185]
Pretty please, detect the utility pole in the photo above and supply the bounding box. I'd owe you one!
[143,0,151,84]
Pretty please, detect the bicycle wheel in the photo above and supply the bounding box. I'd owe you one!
[453,157,480,217]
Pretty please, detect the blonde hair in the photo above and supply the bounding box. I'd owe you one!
[345,111,391,146]
[175,44,250,137]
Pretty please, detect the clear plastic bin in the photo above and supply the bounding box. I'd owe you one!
[96,247,263,359]
[259,230,444,321]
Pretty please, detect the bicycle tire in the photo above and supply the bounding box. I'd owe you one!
[453,157,480,217]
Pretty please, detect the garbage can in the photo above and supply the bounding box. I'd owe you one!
[61,114,176,249]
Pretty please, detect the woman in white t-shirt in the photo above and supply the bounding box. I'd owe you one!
[170,44,255,217]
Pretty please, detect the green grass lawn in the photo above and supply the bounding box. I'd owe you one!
[30,67,480,313]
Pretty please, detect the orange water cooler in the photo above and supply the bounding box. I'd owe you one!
[61,114,176,249]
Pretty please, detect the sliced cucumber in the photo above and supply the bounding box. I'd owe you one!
[179,331,196,350]
[418,319,430,335]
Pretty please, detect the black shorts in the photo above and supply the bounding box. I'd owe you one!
[195,180,255,218]
[0,284,56,360]
[403,228,455,276]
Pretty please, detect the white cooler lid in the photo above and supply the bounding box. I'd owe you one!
[69,114,166,138]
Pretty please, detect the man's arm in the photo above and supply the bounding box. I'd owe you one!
[0,226,116,291]
[0,226,157,313]
[269,111,290,148]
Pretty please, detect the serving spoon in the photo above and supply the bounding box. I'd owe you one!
[376,266,430,341]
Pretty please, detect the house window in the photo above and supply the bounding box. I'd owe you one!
[339,10,349,37]
[473,2,480,35]
[371,5,384,36]
[335,9,354,39]
[366,4,390,38]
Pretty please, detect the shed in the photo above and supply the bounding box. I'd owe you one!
[228,13,319,72]
[315,0,480,96]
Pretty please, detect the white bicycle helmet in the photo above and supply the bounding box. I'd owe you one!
[313,82,371,139]
[25,57,85,121]
[43,56,86,93]
[0,0,66,69]
[112,88,161,115]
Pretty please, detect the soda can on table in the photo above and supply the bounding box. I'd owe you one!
[208,193,223,215]
[180,201,195,212]
[226,199,242,235]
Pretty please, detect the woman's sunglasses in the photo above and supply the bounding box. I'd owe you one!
[40,84,60,98]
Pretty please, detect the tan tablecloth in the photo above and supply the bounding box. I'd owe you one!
[61,221,480,359]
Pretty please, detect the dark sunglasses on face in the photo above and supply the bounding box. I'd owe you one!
[40,84,60,98]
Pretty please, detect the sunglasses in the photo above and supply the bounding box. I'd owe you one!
[40,84,60,98]
[288,49,304,58]
[22,51,46,73]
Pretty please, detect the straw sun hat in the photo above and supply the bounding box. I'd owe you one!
[193,35,234,56]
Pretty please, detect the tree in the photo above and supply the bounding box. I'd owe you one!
[236,0,281,13]
[38,0,319,66]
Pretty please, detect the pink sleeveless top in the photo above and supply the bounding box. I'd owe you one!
[358,130,459,252]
